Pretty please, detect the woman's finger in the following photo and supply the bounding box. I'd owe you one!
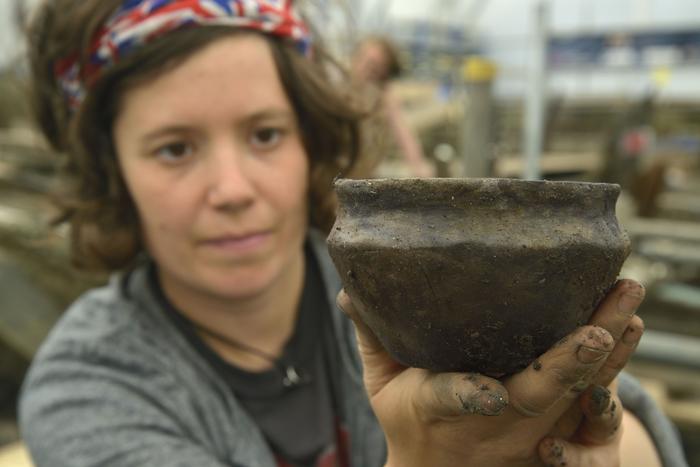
[336,289,381,353]
[417,372,509,421]
[540,386,623,466]
[588,279,645,341]
[505,325,614,418]
[577,386,624,445]
[538,436,619,467]
[336,289,404,396]
[594,316,645,387]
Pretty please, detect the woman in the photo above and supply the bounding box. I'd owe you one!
[20,1,686,466]
[350,36,436,178]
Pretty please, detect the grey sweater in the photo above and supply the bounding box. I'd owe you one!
[20,232,687,467]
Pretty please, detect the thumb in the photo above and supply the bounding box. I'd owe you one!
[417,372,509,421]
[336,289,404,396]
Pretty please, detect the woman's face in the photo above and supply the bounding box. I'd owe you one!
[352,41,390,84]
[113,34,309,304]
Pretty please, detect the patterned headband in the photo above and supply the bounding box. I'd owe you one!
[54,0,312,111]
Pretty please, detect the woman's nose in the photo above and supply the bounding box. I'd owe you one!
[205,142,256,210]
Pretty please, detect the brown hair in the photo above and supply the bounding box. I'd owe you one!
[28,0,368,271]
[356,35,403,83]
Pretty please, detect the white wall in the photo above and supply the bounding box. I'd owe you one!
[362,0,700,100]
[477,0,700,100]
[6,0,700,99]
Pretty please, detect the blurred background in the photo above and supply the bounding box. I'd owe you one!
[1,0,699,464]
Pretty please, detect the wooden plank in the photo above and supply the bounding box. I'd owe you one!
[393,81,438,104]
[654,282,700,311]
[0,128,46,149]
[623,218,700,243]
[665,400,700,429]
[636,376,700,429]
[0,260,62,360]
[494,152,604,177]
[404,100,462,133]
[657,191,700,217]
[634,329,700,370]
[627,360,700,397]
[637,238,700,266]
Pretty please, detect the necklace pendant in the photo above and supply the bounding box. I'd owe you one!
[282,366,302,387]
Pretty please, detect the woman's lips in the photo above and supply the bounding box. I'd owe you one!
[201,231,271,254]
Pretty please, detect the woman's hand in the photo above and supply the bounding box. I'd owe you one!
[540,381,661,467]
[539,383,624,466]
[538,280,661,467]
[337,279,648,467]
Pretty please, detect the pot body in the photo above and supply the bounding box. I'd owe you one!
[327,178,630,375]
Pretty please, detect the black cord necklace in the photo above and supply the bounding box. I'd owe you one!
[191,321,308,388]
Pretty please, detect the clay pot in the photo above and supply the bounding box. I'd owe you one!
[327,178,630,375]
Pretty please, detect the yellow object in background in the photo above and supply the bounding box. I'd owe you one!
[462,56,497,83]
[652,66,672,89]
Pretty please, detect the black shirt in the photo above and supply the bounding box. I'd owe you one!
[150,245,342,467]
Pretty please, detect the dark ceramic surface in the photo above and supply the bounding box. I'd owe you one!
[327,177,631,375]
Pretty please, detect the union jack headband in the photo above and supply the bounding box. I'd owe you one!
[54,0,312,111]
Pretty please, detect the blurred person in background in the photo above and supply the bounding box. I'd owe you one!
[351,35,436,178]
[17,0,686,466]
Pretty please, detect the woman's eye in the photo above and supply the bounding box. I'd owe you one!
[153,142,194,162]
[251,127,282,149]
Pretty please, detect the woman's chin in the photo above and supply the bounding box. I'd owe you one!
[197,269,277,301]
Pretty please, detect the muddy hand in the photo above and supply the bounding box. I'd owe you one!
[339,289,617,467]
[538,384,624,466]
[336,289,405,397]
[548,279,645,439]
[587,279,645,387]
[338,289,513,467]
[536,281,650,467]
[503,324,614,421]
[337,289,507,418]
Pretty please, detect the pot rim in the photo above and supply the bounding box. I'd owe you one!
[334,177,621,209]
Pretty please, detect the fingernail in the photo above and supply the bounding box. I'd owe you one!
[477,392,508,416]
[618,283,644,316]
[620,279,644,294]
[589,385,611,416]
[618,293,642,315]
[583,326,615,349]
[577,345,608,363]
[459,386,508,416]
